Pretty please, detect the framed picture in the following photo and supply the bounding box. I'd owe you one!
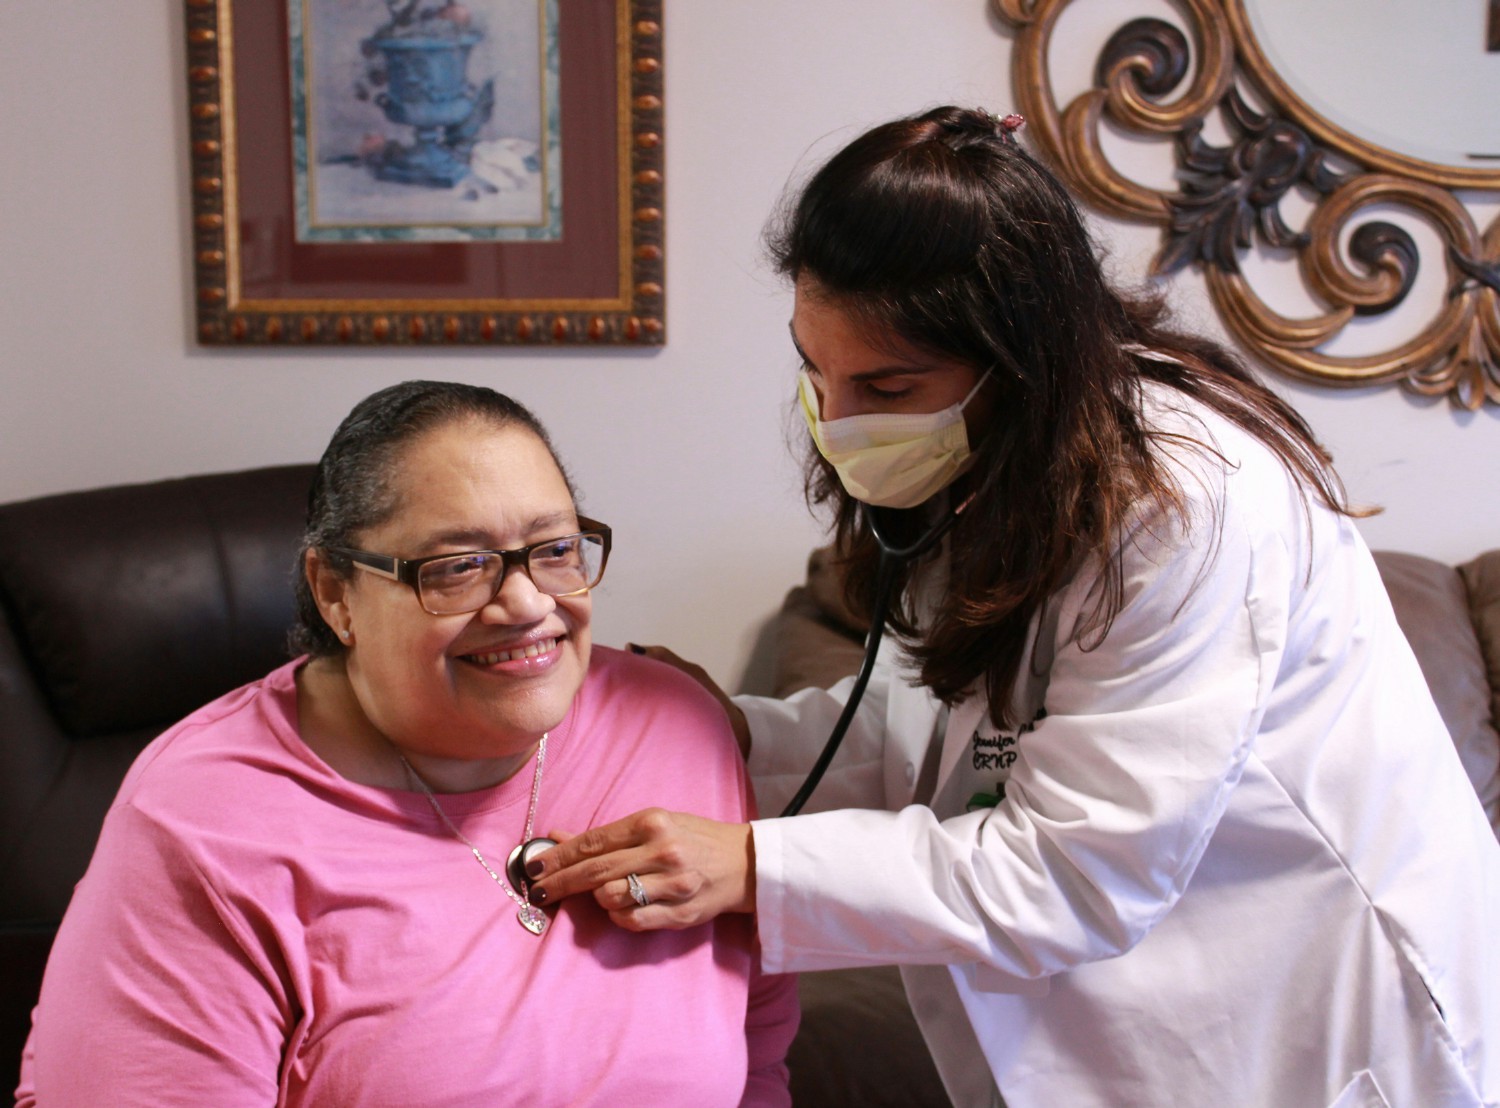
[184,0,664,345]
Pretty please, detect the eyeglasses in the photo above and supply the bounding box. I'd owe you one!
[328,518,611,615]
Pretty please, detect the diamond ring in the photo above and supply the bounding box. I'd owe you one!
[626,872,651,907]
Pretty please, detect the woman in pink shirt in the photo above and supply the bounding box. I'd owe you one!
[17,380,797,1107]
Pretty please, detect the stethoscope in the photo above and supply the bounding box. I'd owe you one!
[778,496,970,817]
[505,495,969,882]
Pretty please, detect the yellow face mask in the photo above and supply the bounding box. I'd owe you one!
[798,369,990,509]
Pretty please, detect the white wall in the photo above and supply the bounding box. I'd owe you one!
[3,2,1497,694]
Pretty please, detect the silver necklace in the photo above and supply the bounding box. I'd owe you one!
[401,734,549,936]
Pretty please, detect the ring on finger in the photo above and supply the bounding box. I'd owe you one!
[626,872,651,907]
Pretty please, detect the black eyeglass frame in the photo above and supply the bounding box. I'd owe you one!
[327,517,612,615]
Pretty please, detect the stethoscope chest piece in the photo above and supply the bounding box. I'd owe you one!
[506,836,558,891]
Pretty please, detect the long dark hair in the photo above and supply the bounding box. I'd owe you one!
[289,380,572,657]
[768,105,1361,727]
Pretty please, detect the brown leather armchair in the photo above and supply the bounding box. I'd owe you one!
[0,464,315,1073]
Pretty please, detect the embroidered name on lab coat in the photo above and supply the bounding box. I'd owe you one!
[971,706,1046,772]
[967,706,1046,809]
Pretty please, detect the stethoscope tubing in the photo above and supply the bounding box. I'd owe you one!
[778,503,965,817]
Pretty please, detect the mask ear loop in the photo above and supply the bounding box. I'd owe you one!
[957,367,994,409]
[778,493,974,817]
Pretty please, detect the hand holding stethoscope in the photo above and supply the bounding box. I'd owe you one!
[525,498,968,925]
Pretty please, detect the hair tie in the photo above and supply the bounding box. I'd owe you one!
[996,113,1026,140]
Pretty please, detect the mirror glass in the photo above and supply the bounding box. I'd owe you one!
[1244,0,1500,170]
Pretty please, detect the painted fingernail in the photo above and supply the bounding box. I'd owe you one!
[525,859,546,879]
[627,643,646,654]
[530,886,548,906]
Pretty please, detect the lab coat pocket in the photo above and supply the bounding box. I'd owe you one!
[1326,1070,1391,1108]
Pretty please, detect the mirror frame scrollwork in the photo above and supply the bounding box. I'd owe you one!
[995,0,1500,409]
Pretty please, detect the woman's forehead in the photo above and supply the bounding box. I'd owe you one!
[395,418,561,479]
[379,421,575,543]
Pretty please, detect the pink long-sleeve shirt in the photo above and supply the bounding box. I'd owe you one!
[17,648,797,1106]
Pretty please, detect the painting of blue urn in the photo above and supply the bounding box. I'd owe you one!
[290,0,562,244]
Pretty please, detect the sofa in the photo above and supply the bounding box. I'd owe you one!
[3,466,1498,1105]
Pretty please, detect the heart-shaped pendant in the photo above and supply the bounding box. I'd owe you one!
[517,902,548,936]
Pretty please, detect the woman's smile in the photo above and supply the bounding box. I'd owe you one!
[460,634,564,671]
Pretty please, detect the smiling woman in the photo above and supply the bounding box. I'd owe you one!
[300,417,597,794]
[15,381,798,1107]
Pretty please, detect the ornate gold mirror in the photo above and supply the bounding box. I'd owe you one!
[996,0,1500,409]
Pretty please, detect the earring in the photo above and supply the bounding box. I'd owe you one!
[340,629,352,643]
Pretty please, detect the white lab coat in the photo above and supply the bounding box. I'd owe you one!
[744,385,1500,1107]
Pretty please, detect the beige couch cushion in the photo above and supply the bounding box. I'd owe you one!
[1458,550,1500,829]
[769,547,867,697]
[1374,551,1500,833]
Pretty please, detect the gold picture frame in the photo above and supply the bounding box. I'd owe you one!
[184,0,664,346]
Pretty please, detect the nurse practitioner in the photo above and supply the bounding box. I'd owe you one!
[532,107,1500,1107]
